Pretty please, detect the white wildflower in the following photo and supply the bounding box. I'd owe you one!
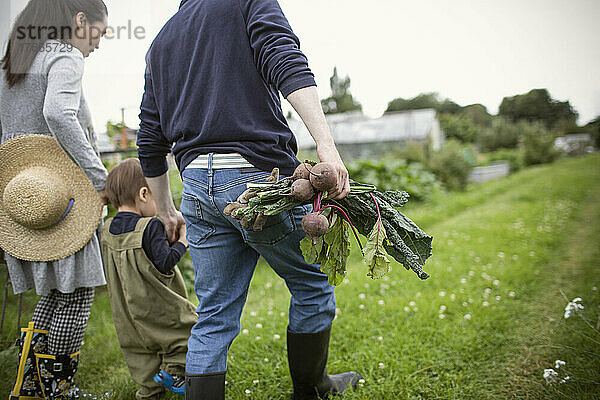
[482,301,489,307]
[460,278,467,284]
[273,334,281,340]
[512,254,519,261]
[245,389,251,395]
[378,362,385,369]
[450,293,456,300]
[255,336,261,340]
[253,380,259,384]
[463,302,468,307]
[439,305,447,312]
[529,251,535,257]
[592,287,598,291]
[498,252,505,258]
[439,291,446,297]
[377,336,383,341]
[543,368,559,384]
[409,301,416,307]
[280,312,285,317]
[404,306,410,312]
[495,296,501,301]
[509,291,516,297]
[484,288,492,294]
[468,271,475,277]
[464,314,471,320]
[493,280,500,286]
[439,314,446,319]
[250,311,257,317]
[264,358,269,362]
[564,298,584,319]
[359,293,366,300]
[255,323,263,329]
[554,360,566,369]
[242,329,249,335]
[359,304,365,310]
[378,300,385,306]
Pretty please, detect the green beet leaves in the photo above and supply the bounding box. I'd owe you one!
[300,214,350,286]
[363,215,391,279]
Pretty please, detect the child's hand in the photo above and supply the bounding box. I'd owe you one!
[178,223,189,248]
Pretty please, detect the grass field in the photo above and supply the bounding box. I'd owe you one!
[1,154,599,399]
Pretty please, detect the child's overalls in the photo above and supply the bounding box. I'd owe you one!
[101,217,198,399]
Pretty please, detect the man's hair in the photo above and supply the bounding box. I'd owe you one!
[104,158,150,208]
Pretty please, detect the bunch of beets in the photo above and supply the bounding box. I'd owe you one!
[223,162,432,284]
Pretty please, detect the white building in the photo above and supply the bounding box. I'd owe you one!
[288,108,445,159]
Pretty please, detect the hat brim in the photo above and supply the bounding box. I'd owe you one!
[0,135,102,262]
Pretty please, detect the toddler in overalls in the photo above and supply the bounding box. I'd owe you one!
[100,158,198,399]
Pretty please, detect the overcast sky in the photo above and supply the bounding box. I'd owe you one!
[4,0,600,131]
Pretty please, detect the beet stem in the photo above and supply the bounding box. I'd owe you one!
[369,193,383,250]
[319,204,363,253]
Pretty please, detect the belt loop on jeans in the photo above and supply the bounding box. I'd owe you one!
[208,153,214,196]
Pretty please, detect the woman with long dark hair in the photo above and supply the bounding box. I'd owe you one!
[0,0,110,398]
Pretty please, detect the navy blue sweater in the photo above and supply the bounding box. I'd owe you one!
[137,0,316,178]
[109,212,187,275]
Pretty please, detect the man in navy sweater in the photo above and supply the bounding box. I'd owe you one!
[137,0,360,398]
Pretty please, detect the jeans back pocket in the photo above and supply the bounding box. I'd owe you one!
[181,193,216,246]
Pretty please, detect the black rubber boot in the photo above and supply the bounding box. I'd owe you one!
[36,353,112,399]
[9,322,48,400]
[185,372,226,400]
[287,326,361,400]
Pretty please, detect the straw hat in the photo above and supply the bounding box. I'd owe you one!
[0,135,103,262]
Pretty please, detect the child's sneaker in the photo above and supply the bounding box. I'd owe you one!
[153,370,185,395]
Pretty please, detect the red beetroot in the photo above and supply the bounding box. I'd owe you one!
[290,179,315,202]
[301,212,329,238]
[309,162,337,192]
[293,163,313,181]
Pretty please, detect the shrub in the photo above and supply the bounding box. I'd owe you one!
[478,117,521,151]
[346,158,438,201]
[428,140,472,191]
[392,141,429,165]
[486,148,524,172]
[439,112,480,143]
[523,122,559,166]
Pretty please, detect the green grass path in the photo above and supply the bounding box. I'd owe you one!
[1,154,599,399]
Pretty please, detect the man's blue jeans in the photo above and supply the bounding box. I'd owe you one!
[180,159,336,375]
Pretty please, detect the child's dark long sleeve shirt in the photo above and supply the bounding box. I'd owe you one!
[109,212,187,274]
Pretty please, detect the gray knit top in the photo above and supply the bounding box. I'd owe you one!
[0,40,108,295]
